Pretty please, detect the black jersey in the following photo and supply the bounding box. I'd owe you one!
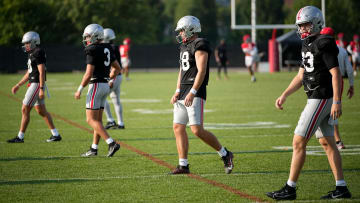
[301,34,339,99]
[216,44,227,61]
[85,43,116,83]
[178,38,211,100]
[27,46,46,83]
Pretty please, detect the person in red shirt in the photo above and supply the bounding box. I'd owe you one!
[119,38,131,81]
[336,32,347,48]
[241,34,257,82]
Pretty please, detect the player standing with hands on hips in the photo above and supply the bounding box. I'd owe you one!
[75,24,121,157]
[8,31,62,143]
[266,6,351,200]
[170,16,234,174]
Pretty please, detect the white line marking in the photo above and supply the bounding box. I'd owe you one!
[273,145,360,156]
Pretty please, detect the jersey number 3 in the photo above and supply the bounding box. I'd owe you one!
[302,52,314,72]
[181,51,190,71]
[104,48,110,66]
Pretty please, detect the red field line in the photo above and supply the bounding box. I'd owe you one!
[1,90,268,203]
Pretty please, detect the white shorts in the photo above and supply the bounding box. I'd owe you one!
[352,53,360,64]
[86,83,110,110]
[110,75,122,98]
[294,98,334,139]
[23,83,45,107]
[121,58,131,67]
[245,56,255,67]
[173,97,205,126]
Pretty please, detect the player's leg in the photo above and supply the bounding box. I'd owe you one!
[34,103,61,142]
[188,97,234,174]
[222,60,229,79]
[352,55,357,76]
[217,63,221,80]
[103,100,117,129]
[109,76,124,128]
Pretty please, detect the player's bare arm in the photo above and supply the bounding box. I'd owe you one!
[170,67,182,104]
[12,72,29,94]
[74,64,94,99]
[108,60,121,88]
[275,68,304,110]
[329,67,342,119]
[184,50,207,107]
[38,64,46,99]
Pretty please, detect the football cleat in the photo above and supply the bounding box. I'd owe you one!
[336,141,346,150]
[169,165,190,175]
[46,135,62,142]
[105,121,117,129]
[117,125,125,129]
[7,137,24,143]
[221,148,234,174]
[321,186,351,199]
[107,142,120,157]
[266,184,297,200]
[81,147,98,157]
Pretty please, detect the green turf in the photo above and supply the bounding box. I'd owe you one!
[0,71,359,202]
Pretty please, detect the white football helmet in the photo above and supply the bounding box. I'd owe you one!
[103,28,116,43]
[175,15,201,43]
[82,24,104,46]
[295,6,324,39]
[22,31,40,52]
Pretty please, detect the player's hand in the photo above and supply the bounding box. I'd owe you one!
[109,81,114,88]
[331,103,342,120]
[12,84,19,94]
[184,92,195,107]
[39,89,44,99]
[275,95,286,110]
[347,86,354,99]
[170,92,179,104]
[74,91,81,100]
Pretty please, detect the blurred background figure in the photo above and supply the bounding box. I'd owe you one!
[215,39,229,80]
[120,38,131,81]
[347,34,360,76]
[241,34,257,82]
[336,32,347,48]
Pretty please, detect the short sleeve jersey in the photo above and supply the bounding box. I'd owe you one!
[84,43,116,83]
[216,44,227,61]
[301,34,339,99]
[179,38,211,100]
[119,44,130,59]
[27,47,46,83]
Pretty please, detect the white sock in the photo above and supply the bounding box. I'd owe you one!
[18,132,25,139]
[217,147,227,157]
[179,158,188,166]
[91,144,98,150]
[336,180,346,186]
[118,122,124,126]
[51,128,59,136]
[287,180,297,188]
[106,138,114,144]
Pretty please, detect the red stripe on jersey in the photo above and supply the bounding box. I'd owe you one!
[90,83,98,109]
[305,99,327,140]
[28,83,40,106]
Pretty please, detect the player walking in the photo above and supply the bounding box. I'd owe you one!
[241,34,258,82]
[120,38,131,81]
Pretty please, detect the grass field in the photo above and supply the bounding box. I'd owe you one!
[0,70,359,202]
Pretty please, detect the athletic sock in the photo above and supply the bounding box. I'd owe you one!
[336,180,346,187]
[18,132,25,139]
[106,138,114,144]
[217,147,227,157]
[118,122,124,126]
[51,128,59,136]
[91,144,98,150]
[179,158,188,167]
[287,180,297,188]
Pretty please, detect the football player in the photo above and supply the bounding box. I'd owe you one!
[266,6,351,200]
[119,38,131,81]
[241,34,258,82]
[320,27,354,150]
[7,31,62,143]
[336,32,347,48]
[75,24,122,157]
[215,39,229,80]
[169,16,234,175]
[102,28,125,130]
[346,34,360,76]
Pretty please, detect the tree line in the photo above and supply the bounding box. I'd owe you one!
[1,0,359,46]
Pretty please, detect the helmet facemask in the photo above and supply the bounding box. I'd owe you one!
[175,28,196,43]
[296,22,314,40]
[175,16,201,44]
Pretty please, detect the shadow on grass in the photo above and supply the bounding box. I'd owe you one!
[0,178,103,186]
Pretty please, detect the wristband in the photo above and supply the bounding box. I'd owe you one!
[77,85,84,93]
[190,88,197,95]
[175,88,180,93]
[333,101,341,104]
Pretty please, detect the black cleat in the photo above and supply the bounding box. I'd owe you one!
[117,125,125,129]
[105,121,117,129]
[7,137,24,143]
[169,165,190,175]
[221,148,234,174]
[46,135,62,142]
[266,184,296,200]
[107,142,120,157]
[321,186,351,199]
[81,147,98,157]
